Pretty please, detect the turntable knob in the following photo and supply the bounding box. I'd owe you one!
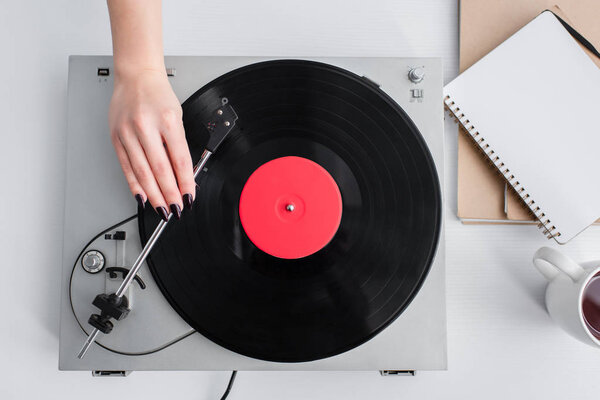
[81,250,105,274]
[408,67,425,83]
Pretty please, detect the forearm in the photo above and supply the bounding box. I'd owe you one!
[106,0,193,216]
[107,0,165,78]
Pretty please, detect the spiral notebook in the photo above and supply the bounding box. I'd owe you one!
[444,11,600,244]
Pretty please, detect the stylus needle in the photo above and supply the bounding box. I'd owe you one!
[77,150,213,359]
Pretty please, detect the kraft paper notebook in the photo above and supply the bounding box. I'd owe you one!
[457,1,600,224]
[445,11,600,243]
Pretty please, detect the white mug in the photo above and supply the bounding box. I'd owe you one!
[533,247,600,348]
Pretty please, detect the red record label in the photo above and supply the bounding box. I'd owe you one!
[239,156,343,259]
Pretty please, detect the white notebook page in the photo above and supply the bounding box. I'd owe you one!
[444,11,600,243]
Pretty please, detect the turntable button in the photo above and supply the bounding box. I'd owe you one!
[408,67,425,83]
[411,89,423,98]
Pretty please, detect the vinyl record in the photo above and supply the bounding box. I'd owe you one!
[139,60,441,362]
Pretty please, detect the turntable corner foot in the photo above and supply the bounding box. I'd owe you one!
[379,370,416,377]
[92,370,132,377]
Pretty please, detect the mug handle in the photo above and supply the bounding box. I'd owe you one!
[533,247,585,282]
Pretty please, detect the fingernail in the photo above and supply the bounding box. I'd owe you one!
[156,206,169,222]
[183,193,193,210]
[170,204,182,220]
[135,194,145,209]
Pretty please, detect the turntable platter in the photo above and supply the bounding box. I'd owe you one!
[138,60,441,362]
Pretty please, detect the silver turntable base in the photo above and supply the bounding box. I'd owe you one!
[59,56,446,372]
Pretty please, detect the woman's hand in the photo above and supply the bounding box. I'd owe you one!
[109,69,195,220]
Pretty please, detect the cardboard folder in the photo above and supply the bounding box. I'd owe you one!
[457,0,600,223]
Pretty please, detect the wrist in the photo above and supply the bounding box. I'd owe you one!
[113,62,166,83]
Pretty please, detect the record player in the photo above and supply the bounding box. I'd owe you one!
[59,56,446,374]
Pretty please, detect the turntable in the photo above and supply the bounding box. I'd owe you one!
[59,56,446,374]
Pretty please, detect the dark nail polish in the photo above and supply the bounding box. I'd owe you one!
[135,194,145,209]
[156,206,169,222]
[170,204,182,220]
[183,193,193,210]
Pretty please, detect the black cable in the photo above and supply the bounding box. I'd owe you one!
[219,371,237,400]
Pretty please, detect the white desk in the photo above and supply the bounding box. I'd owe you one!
[2,1,599,398]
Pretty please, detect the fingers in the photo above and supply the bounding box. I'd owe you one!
[111,135,147,209]
[118,130,170,221]
[162,114,196,209]
[134,115,184,220]
[111,107,194,221]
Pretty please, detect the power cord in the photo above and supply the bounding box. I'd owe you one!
[220,371,237,400]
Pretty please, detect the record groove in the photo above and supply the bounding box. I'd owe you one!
[139,60,441,362]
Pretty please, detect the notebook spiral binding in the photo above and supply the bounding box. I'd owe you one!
[444,95,560,240]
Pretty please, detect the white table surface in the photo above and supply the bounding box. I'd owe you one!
[2,1,599,399]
